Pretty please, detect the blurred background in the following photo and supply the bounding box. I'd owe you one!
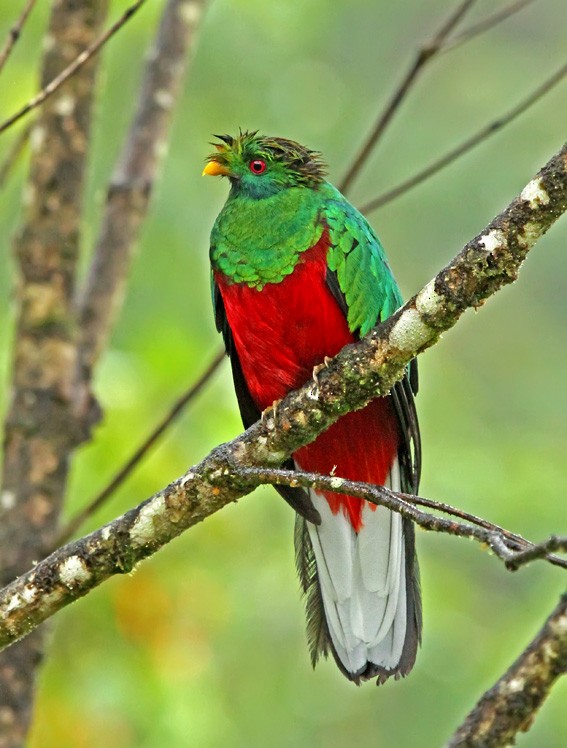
[0,0,566,745]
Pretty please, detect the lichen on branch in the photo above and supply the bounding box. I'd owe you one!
[447,593,567,747]
[0,142,565,653]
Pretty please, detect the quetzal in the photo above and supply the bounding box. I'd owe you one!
[204,131,422,684]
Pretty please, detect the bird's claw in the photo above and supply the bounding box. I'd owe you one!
[312,356,333,385]
[261,398,282,424]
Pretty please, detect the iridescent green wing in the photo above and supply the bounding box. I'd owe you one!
[323,184,403,337]
[321,183,420,494]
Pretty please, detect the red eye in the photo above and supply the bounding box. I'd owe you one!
[249,159,266,174]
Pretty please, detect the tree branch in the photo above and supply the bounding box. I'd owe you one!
[0,143,565,653]
[0,123,32,191]
[488,534,567,572]
[0,0,38,77]
[442,0,536,53]
[447,593,567,747]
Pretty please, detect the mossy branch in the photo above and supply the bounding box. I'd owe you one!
[447,593,567,747]
[0,142,565,654]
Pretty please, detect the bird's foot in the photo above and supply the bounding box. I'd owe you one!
[312,356,333,385]
[261,398,282,425]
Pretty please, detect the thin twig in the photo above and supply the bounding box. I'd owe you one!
[338,0,477,195]
[501,535,567,571]
[54,348,225,548]
[360,60,567,213]
[410,493,567,570]
[0,0,147,138]
[0,0,38,77]
[443,0,536,53]
[0,123,31,190]
[234,466,567,571]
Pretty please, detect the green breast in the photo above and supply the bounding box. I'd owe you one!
[210,187,323,288]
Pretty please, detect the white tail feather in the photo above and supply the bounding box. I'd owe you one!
[304,459,407,677]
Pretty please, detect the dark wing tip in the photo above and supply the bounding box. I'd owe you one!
[276,482,321,525]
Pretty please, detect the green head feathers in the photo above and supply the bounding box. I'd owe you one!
[206,131,402,335]
[204,131,327,199]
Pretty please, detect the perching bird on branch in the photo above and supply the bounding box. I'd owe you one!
[204,131,422,684]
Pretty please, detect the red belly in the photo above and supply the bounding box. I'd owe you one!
[215,232,400,530]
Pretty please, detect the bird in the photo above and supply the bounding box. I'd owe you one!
[203,131,422,685]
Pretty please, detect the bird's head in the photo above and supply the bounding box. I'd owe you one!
[203,131,327,199]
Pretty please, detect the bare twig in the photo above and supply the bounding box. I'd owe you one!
[338,0,477,194]
[489,534,567,571]
[0,0,38,77]
[0,142,565,652]
[360,60,567,213]
[234,466,567,571]
[447,593,567,747]
[78,0,209,372]
[54,348,225,548]
[408,494,567,571]
[0,123,31,190]
[443,0,536,53]
[0,0,147,138]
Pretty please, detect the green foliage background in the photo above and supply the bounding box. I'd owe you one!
[0,1,565,745]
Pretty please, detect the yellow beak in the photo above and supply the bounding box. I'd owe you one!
[202,161,230,177]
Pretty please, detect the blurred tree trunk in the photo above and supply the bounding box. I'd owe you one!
[0,2,108,745]
[0,1,206,744]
